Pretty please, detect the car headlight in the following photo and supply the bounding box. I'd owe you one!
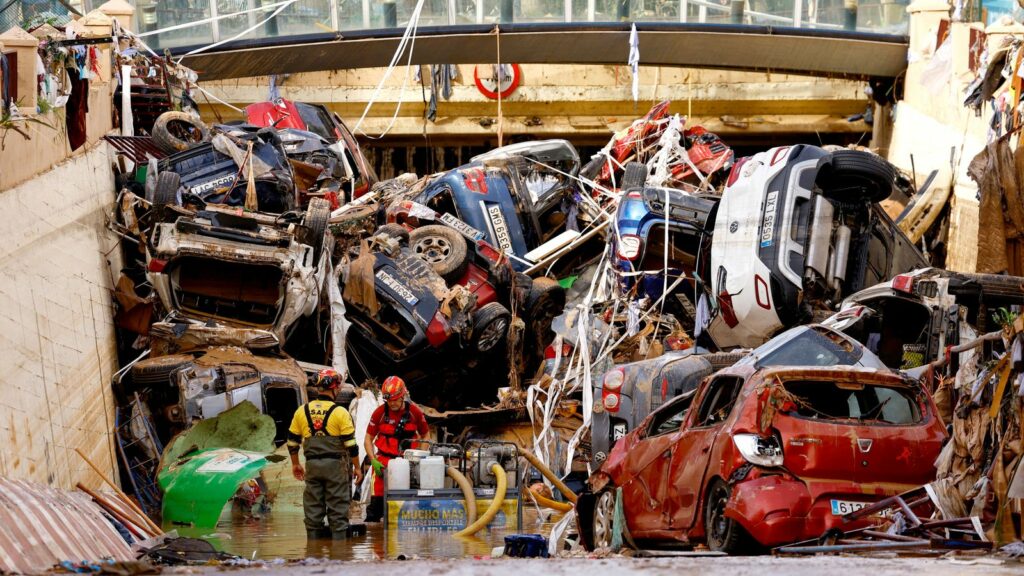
[733,433,783,467]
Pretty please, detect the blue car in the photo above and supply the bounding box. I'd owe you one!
[395,140,585,273]
[613,180,717,302]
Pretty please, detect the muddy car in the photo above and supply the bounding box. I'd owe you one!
[156,125,297,214]
[827,268,1024,371]
[146,200,330,340]
[343,224,564,403]
[246,98,378,200]
[125,346,308,445]
[592,349,746,463]
[706,146,928,349]
[394,140,591,273]
[578,359,945,553]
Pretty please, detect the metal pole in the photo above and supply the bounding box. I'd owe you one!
[565,0,572,22]
[587,0,595,21]
[362,0,371,27]
[448,0,457,24]
[500,0,513,22]
[730,0,743,23]
[698,4,706,22]
[679,0,687,22]
[330,0,340,29]
[843,0,857,30]
[248,0,258,28]
[383,1,398,27]
[210,0,220,43]
[792,0,801,26]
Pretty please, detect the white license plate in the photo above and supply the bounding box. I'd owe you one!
[440,212,485,241]
[830,499,881,516]
[612,423,627,441]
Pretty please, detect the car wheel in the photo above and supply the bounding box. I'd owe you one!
[621,161,647,191]
[130,354,193,387]
[472,302,511,353]
[151,172,181,207]
[409,224,469,283]
[377,223,410,245]
[815,149,896,204]
[592,489,616,549]
[304,198,331,262]
[704,478,753,554]
[152,111,210,154]
[525,276,566,360]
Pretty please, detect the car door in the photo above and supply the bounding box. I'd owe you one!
[619,395,694,534]
[666,375,746,530]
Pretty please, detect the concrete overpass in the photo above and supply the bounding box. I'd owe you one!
[175,22,909,81]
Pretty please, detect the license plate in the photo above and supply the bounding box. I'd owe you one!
[612,423,627,441]
[440,212,484,241]
[830,499,884,516]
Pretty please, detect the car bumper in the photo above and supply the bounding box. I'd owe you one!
[725,473,893,548]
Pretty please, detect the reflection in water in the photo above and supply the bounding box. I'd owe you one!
[169,449,560,560]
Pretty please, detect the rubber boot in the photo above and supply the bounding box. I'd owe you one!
[366,496,383,523]
[332,531,348,541]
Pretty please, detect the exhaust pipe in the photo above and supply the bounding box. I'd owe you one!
[829,224,852,292]
[805,195,834,281]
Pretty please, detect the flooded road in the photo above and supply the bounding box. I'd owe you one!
[170,448,560,561]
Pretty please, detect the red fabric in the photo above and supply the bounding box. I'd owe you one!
[367,402,429,458]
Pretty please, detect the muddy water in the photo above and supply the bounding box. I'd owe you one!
[170,450,560,561]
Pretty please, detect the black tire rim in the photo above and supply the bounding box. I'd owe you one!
[166,119,203,143]
[593,490,615,549]
[478,317,508,351]
[707,483,730,550]
[413,236,452,264]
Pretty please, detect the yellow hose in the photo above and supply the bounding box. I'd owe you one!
[527,489,573,512]
[518,448,578,504]
[447,466,478,525]
[455,463,507,537]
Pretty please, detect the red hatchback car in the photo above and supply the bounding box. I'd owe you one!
[578,363,946,553]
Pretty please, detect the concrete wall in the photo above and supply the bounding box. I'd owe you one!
[0,82,121,489]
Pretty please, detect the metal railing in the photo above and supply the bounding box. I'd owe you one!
[124,0,910,51]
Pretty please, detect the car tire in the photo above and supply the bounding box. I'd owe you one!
[704,478,754,554]
[152,111,210,154]
[409,224,469,283]
[815,149,896,204]
[472,302,511,353]
[525,276,566,355]
[130,354,193,387]
[621,161,647,191]
[304,198,331,262]
[151,172,181,206]
[591,488,616,550]
[377,223,410,245]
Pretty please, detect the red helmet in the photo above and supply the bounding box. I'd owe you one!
[316,368,341,391]
[381,376,407,401]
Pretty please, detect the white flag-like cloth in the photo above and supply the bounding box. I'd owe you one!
[628,23,640,102]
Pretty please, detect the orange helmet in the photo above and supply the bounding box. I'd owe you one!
[316,368,341,391]
[381,376,407,401]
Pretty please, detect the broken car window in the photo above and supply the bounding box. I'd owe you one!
[694,376,744,427]
[646,391,695,437]
[781,380,922,425]
[753,327,864,368]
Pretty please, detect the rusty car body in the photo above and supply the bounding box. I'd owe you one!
[577,348,946,552]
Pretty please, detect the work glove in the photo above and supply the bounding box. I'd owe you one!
[371,458,385,478]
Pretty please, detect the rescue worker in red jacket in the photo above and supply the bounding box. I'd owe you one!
[288,369,363,540]
[362,376,429,522]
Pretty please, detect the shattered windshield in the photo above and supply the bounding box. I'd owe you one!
[781,380,922,425]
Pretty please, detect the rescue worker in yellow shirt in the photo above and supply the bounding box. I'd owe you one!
[288,368,363,540]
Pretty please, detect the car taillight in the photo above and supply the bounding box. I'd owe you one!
[626,190,642,199]
[617,234,642,260]
[603,369,624,391]
[725,156,748,187]
[733,433,783,467]
[477,240,503,263]
[716,266,738,328]
[545,343,572,360]
[603,393,620,411]
[892,274,914,294]
[147,258,168,273]
[426,312,450,348]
